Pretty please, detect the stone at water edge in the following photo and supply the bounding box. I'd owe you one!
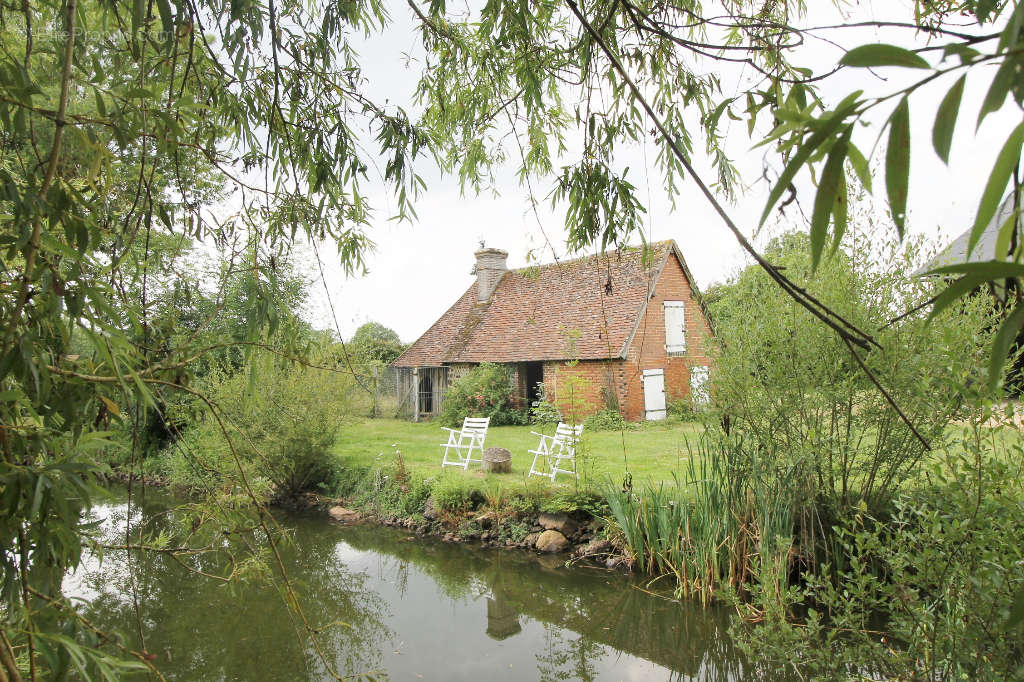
[423,496,439,521]
[582,538,612,556]
[523,532,541,548]
[473,511,496,529]
[327,506,360,523]
[538,512,577,536]
[535,530,569,553]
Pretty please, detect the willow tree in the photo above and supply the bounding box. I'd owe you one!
[1,0,1018,678]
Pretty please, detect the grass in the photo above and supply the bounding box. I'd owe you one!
[332,417,705,491]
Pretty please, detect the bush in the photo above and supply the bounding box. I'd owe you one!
[733,429,1024,680]
[529,382,561,424]
[583,409,636,432]
[667,397,698,422]
[707,228,994,521]
[431,473,483,512]
[439,362,528,427]
[158,356,355,501]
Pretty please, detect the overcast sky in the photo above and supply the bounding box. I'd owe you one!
[288,1,1018,343]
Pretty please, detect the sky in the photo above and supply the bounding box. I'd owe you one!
[287,1,1019,344]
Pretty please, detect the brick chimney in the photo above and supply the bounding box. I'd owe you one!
[473,247,508,303]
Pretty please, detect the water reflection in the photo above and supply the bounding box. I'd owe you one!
[67,489,753,680]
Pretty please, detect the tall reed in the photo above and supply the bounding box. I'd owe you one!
[605,431,796,605]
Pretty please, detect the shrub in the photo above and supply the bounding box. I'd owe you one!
[583,409,636,432]
[538,491,607,517]
[667,397,698,422]
[439,363,528,427]
[431,473,481,512]
[158,356,355,501]
[529,382,561,424]
[732,429,1024,680]
[707,228,994,522]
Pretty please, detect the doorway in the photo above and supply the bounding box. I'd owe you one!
[524,362,544,405]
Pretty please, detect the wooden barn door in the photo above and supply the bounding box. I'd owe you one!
[642,369,666,420]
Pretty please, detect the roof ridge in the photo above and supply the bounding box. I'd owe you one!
[509,240,671,274]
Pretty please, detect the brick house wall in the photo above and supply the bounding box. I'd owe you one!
[620,252,714,421]
[542,359,625,422]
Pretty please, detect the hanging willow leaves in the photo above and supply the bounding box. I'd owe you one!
[990,301,1024,389]
[886,97,911,237]
[847,141,872,191]
[932,74,965,164]
[759,103,857,227]
[810,131,849,269]
[977,57,1017,129]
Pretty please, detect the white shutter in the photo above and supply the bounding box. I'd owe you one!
[664,301,686,353]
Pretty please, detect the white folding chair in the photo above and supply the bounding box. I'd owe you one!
[440,417,490,469]
[528,422,584,482]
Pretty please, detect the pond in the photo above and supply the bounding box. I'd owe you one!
[65,488,752,680]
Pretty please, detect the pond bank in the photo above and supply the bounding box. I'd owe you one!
[315,491,636,571]
[301,463,638,571]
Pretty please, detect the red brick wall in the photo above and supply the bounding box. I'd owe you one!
[542,360,626,422]
[620,252,715,421]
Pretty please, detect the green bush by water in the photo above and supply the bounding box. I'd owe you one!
[732,422,1024,680]
[156,356,356,501]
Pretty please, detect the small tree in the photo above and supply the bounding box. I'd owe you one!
[349,322,406,367]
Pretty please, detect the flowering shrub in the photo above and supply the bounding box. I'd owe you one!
[439,363,528,427]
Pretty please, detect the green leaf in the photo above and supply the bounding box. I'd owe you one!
[994,210,1020,262]
[886,97,911,237]
[969,122,1024,254]
[927,274,992,320]
[760,108,854,226]
[840,43,930,70]
[811,132,848,269]
[832,172,849,256]
[156,0,174,39]
[1009,584,1024,628]
[847,142,871,192]
[977,57,1015,129]
[132,0,145,37]
[976,0,998,23]
[989,301,1024,390]
[928,260,1024,279]
[932,75,965,164]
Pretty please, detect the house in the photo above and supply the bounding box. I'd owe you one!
[391,240,714,421]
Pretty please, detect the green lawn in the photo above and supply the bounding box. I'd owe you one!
[332,418,705,490]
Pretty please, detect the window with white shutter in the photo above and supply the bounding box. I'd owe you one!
[664,301,686,353]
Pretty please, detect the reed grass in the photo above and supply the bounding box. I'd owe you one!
[604,432,796,606]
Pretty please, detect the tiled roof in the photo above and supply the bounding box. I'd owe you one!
[918,190,1020,275]
[392,241,692,366]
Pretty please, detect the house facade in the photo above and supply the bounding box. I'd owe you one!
[391,241,714,421]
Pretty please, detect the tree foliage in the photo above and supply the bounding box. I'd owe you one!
[348,321,405,367]
[708,228,994,517]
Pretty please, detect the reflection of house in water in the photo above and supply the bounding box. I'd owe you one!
[339,525,746,678]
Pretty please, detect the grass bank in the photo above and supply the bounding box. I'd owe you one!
[332,417,704,490]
